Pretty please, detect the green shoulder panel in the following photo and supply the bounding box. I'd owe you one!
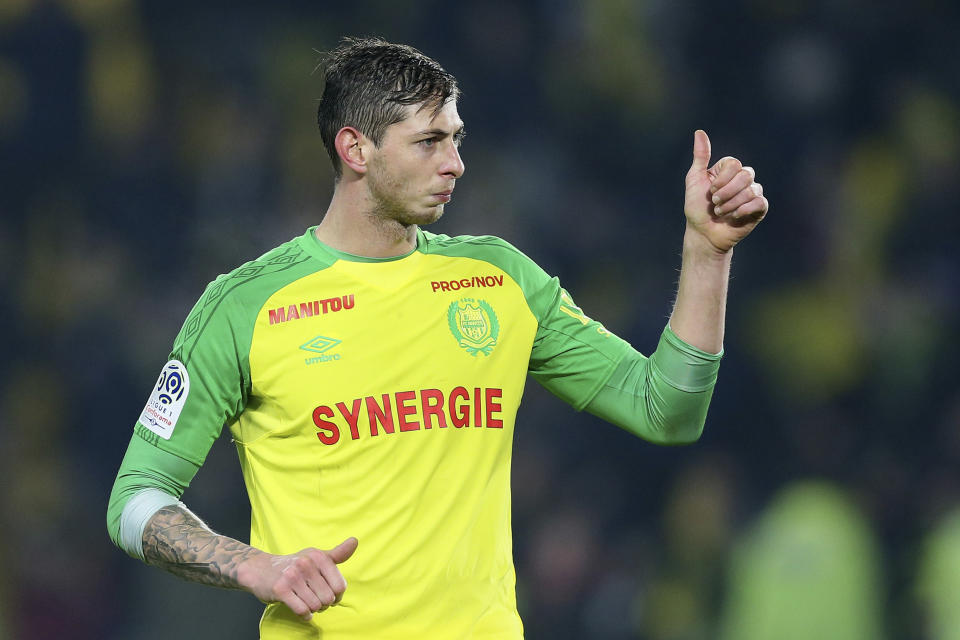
[420,231,632,409]
[419,231,554,307]
[133,232,336,466]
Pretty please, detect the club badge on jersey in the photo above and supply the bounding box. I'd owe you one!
[138,360,191,439]
[447,298,500,356]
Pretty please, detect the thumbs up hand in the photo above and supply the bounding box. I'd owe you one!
[683,130,768,253]
[239,537,360,622]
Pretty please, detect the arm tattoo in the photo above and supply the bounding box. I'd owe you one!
[142,504,259,590]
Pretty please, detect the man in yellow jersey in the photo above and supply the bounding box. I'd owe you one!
[108,37,768,638]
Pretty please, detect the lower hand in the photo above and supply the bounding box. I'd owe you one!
[684,130,768,253]
[239,537,359,621]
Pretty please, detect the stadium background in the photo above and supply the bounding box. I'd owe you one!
[1,0,958,638]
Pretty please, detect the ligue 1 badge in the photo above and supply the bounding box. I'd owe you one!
[447,298,500,356]
[139,360,191,439]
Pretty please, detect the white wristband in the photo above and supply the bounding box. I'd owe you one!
[119,488,182,560]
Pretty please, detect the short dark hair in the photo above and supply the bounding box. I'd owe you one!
[317,37,460,179]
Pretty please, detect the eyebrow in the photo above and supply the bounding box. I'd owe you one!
[412,124,466,138]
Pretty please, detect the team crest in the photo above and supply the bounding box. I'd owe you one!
[448,298,500,356]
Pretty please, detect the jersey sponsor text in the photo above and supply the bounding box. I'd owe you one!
[268,294,355,325]
[431,275,504,292]
[312,386,503,445]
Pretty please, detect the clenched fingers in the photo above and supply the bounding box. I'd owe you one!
[714,181,763,216]
[707,156,742,191]
[274,572,320,621]
[305,548,348,604]
[302,557,339,608]
[711,164,755,203]
[724,194,769,227]
[324,537,358,604]
[277,550,346,621]
[276,586,314,621]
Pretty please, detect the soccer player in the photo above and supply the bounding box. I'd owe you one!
[107,37,767,638]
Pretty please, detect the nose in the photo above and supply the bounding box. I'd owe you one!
[441,142,465,179]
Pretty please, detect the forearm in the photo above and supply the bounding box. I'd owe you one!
[143,503,357,620]
[142,503,264,591]
[669,225,732,354]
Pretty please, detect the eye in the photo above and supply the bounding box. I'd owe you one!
[419,138,437,148]
[453,132,466,147]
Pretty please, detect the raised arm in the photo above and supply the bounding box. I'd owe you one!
[670,129,768,353]
[584,130,767,443]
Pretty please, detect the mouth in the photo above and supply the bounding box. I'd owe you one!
[432,189,453,203]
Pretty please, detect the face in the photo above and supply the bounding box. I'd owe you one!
[364,100,466,227]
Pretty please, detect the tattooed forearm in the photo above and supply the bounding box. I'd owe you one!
[142,504,261,590]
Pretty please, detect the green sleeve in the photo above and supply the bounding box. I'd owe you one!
[132,274,253,465]
[106,432,200,548]
[584,325,722,444]
[525,275,634,409]
[104,270,249,550]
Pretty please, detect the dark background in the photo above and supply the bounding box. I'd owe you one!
[1,0,958,638]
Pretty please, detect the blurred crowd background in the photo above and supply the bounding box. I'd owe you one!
[1,0,958,638]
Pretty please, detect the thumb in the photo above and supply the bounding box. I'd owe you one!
[327,537,359,564]
[690,129,711,172]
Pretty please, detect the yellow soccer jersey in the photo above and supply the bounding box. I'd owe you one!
[129,227,633,639]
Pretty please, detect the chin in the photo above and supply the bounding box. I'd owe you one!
[422,205,445,225]
[400,205,445,227]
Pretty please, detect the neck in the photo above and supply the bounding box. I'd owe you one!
[315,179,419,258]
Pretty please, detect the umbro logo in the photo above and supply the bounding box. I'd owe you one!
[301,335,342,365]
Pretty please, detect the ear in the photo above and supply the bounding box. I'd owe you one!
[334,126,368,175]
